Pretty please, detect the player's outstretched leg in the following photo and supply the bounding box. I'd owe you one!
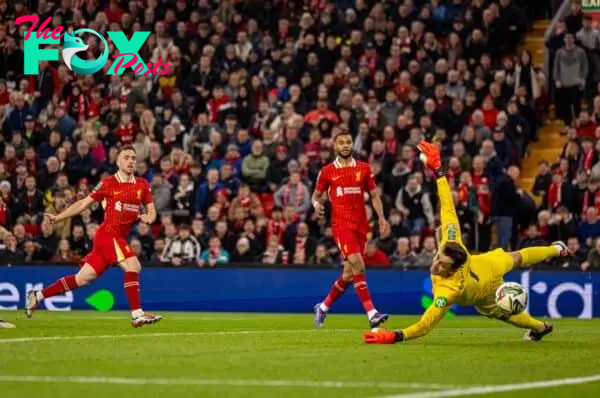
[25,265,97,318]
[119,257,162,328]
[515,241,569,267]
[503,312,554,342]
[348,254,389,328]
[314,262,352,328]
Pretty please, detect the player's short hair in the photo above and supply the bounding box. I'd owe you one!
[117,145,136,156]
[334,130,353,141]
[442,242,469,270]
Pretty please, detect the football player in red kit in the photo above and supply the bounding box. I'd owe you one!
[27,146,162,327]
[312,131,390,328]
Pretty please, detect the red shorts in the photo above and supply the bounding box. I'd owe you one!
[333,227,367,258]
[82,231,135,275]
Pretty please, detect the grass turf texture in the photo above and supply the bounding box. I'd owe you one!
[0,312,599,398]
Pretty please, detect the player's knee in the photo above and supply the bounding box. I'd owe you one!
[76,266,98,286]
[347,255,365,274]
[120,257,142,273]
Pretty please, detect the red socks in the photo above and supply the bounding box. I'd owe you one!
[323,276,350,307]
[353,273,375,313]
[41,275,79,298]
[124,272,142,312]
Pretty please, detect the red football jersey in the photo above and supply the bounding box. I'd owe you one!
[315,158,376,234]
[89,173,153,238]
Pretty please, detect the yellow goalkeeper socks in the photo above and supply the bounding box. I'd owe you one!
[518,246,559,266]
[504,312,545,332]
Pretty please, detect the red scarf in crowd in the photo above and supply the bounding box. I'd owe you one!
[283,183,304,207]
[266,219,285,245]
[583,189,600,214]
[384,137,397,155]
[547,182,561,209]
[0,203,7,227]
[458,183,470,205]
[477,190,491,216]
[294,236,306,262]
[583,148,594,172]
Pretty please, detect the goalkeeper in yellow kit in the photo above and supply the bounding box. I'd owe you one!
[364,141,569,344]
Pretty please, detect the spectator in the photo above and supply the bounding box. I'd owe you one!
[395,174,435,234]
[579,207,600,249]
[582,237,600,271]
[241,140,269,191]
[564,236,586,269]
[262,236,285,265]
[0,234,23,263]
[518,224,549,249]
[274,171,310,218]
[195,169,223,217]
[199,236,230,267]
[414,236,438,268]
[162,224,202,267]
[309,243,335,266]
[289,222,317,265]
[363,241,390,267]
[231,237,256,264]
[548,205,578,243]
[553,34,587,132]
[51,239,80,263]
[390,238,416,269]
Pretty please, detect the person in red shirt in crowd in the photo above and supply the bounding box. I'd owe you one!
[576,111,596,139]
[115,112,137,146]
[363,241,391,267]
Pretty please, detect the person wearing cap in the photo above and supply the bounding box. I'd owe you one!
[221,143,243,175]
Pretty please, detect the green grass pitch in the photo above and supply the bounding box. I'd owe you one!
[1,311,600,398]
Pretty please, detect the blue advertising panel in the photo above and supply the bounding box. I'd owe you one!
[0,266,597,318]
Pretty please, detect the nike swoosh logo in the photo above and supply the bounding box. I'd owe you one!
[332,177,340,181]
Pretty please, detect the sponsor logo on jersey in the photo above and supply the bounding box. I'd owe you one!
[447,224,458,241]
[335,187,362,197]
[434,297,448,308]
[114,201,140,212]
[422,278,457,318]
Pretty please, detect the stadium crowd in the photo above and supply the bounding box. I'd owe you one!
[0,0,596,270]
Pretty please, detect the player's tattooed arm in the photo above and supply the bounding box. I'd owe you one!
[45,196,96,224]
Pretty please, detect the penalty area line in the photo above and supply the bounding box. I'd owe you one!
[0,375,458,390]
[375,374,600,398]
[0,329,357,344]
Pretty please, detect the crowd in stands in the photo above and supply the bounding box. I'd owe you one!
[0,0,595,270]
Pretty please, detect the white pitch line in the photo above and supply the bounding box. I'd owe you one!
[0,329,358,344]
[376,374,600,398]
[0,375,457,390]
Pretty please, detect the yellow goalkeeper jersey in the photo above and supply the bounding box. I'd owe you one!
[402,177,514,341]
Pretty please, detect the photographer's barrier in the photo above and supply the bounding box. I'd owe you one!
[0,266,597,318]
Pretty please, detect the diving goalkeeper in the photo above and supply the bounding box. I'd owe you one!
[364,141,569,344]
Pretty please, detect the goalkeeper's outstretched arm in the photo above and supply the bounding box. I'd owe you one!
[364,293,456,344]
[401,301,450,341]
[435,171,464,248]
